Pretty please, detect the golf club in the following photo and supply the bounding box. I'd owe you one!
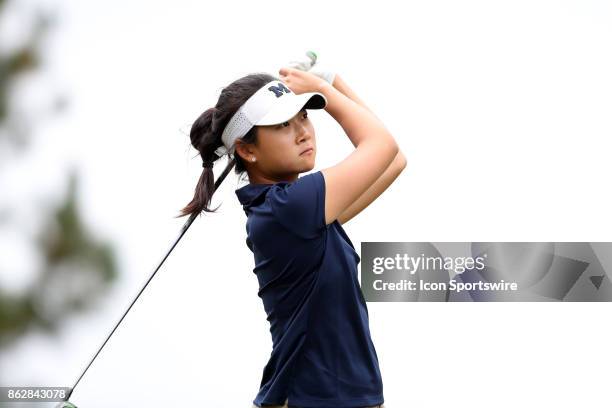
[55,159,235,408]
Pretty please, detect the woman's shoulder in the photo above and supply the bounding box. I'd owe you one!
[264,171,326,240]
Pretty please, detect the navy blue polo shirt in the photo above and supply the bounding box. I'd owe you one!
[235,170,384,408]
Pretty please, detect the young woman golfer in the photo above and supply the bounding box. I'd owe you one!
[180,65,406,408]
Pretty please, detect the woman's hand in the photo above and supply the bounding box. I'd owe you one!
[278,66,329,95]
[286,51,336,85]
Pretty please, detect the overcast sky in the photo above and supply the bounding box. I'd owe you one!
[1,0,611,407]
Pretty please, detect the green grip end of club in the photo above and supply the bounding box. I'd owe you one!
[305,50,317,63]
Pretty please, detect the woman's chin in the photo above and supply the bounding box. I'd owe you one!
[298,162,316,172]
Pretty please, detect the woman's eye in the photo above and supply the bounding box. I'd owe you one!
[277,112,307,129]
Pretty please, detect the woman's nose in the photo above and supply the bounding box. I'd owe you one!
[296,123,310,141]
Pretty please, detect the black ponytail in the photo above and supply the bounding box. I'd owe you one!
[177,72,278,219]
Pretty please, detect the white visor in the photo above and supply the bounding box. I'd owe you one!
[215,80,327,157]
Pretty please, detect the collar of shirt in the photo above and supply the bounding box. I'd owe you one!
[235,181,289,207]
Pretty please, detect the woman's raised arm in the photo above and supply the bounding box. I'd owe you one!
[279,67,400,226]
[317,81,399,225]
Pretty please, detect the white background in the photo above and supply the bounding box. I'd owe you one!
[0,0,611,407]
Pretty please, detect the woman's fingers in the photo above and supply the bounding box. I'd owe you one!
[278,66,323,94]
[278,66,294,77]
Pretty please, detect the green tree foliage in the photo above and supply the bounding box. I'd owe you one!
[0,0,118,352]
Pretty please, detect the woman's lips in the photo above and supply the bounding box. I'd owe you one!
[300,148,313,155]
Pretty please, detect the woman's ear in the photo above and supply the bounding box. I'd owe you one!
[234,140,251,162]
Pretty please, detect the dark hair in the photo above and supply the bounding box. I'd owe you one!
[177,72,278,219]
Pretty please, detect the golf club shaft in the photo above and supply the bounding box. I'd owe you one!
[65,159,235,402]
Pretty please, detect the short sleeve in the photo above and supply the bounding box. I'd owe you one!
[267,170,327,240]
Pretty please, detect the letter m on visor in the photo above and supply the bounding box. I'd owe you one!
[268,82,292,97]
